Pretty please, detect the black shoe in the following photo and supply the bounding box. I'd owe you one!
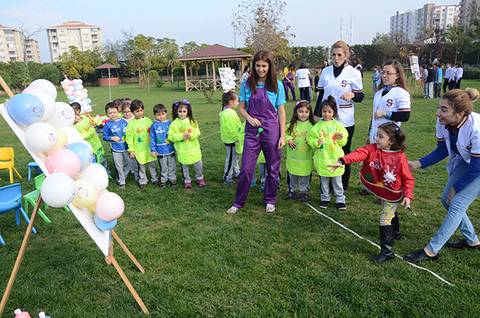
[139,184,147,189]
[445,240,480,249]
[152,181,160,186]
[319,201,329,209]
[358,189,371,196]
[288,191,299,200]
[371,225,395,263]
[392,212,403,241]
[403,249,439,263]
[337,203,346,210]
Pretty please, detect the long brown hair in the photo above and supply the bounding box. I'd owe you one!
[378,60,410,96]
[247,50,278,95]
[286,101,315,136]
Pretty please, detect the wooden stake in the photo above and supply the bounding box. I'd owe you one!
[111,230,145,273]
[0,75,14,98]
[0,194,42,317]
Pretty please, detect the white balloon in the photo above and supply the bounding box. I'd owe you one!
[47,102,75,128]
[78,163,109,192]
[61,126,83,145]
[25,122,58,152]
[29,79,57,100]
[40,172,77,208]
[23,89,56,122]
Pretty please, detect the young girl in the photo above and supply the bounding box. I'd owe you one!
[327,122,414,263]
[168,100,205,188]
[121,100,134,123]
[220,90,241,185]
[307,96,348,210]
[227,50,286,213]
[286,100,315,202]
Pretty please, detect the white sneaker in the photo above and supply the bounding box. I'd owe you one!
[227,206,239,214]
[266,204,275,213]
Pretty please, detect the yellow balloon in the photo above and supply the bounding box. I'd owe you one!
[73,179,99,207]
[50,127,68,152]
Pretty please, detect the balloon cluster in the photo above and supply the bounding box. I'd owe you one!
[61,79,92,113]
[7,79,123,231]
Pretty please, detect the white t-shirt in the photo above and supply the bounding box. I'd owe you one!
[295,68,311,88]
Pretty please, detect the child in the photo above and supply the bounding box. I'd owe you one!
[74,113,111,174]
[372,65,381,94]
[296,63,311,102]
[70,102,81,115]
[121,100,133,123]
[103,102,139,188]
[313,69,320,100]
[443,63,452,94]
[421,64,428,98]
[125,99,159,189]
[227,50,286,213]
[307,96,348,210]
[285,100,315,202]
[220,90,241,185]
[426,62,435,99]
[434,62,442,99]
[168,100,205,188]
[150,104,177,189]
[327,122,414,263]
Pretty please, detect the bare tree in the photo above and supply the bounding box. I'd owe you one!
[18,22,43,88]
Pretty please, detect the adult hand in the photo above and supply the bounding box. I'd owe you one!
[446,187,456,205]
[374,110,386,120]
[288,139,296,149]
[248,117,262,127]
[340,92,354,101]
[277,138,285,149]
[408,160,422,171]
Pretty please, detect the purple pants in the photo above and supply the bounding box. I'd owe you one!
[283,80,296,101]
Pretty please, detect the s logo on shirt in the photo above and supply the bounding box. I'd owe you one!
[341,80,347,88]
[386,99,393,107]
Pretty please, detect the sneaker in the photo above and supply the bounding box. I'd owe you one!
[266,204,275,213]
[185,182,192,189]
[198,179,206,187]
[288,191,299,200]
[119,184,125,189]
[337,203,347,210]
[251,181,257,187]
[319,201,329,209]
[259,183,265,191]
[152,181,160,186]
[139,184,147,189]
[223,179,236,185]
[300,192,308,202]
[160,182,167,189]
[227,206,239,214]
[170,180,178,188]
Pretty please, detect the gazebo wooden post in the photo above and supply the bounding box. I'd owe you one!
[212,60,216,91]
[205,62,209,82]
[183,62,188,92]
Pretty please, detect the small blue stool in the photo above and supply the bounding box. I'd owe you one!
[28,162,42,182]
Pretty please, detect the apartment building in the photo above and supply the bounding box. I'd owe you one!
[0,24,24,62]
[46,21,103,62]
[458,0,480,25]
[25,38,41,63]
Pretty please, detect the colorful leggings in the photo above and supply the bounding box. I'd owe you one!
[380,200,399,225]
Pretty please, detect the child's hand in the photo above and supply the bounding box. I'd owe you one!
[326,162,343,173]
[130,151,135,158]
[402,197,411,209]
[337,132,344,141]
[317,138,324,146]
[151,151,157,158]
[182,133,191,140]
[288,139,297,149]
[111,136,120,142]
[365,136,370,146]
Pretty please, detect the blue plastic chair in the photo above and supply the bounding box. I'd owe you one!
[0,183,37,246]
[27,162,42,182]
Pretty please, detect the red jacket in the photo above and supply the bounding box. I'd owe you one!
[342,144,414,202]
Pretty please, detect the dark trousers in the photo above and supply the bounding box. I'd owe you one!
[342,125,355,191]
[454,79,461,89]
[448,80,455,91]
[442,80,449,94]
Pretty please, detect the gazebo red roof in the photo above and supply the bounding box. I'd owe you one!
[95,63,119,70]
[178,44,251,61]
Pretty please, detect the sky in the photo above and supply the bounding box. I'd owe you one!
[1,0,459,63]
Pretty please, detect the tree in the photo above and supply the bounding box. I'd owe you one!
[128,49,147,88]
[372,31,407,63]
[444,25,470,62]
[465,2,480,66]
[233,0,295,61]
[18,22,43,88]
[415,26,445,60]
[181,41,200,77]
[56,46,96,80]
[156,38,180,85]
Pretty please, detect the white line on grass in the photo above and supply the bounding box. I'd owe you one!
[305,203,454,286]
[199,131,221,140]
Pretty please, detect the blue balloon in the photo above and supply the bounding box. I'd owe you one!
[66,142,94,171]
[85,98,91,105]
[68,96,75,102]
[94,213,117,231]
[7,93,44,126]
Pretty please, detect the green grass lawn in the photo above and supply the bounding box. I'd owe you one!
[1,73,480,317]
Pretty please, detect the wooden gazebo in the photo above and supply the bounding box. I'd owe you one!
[177,44,252,92]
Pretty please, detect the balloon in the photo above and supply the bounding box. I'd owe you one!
[40,172,77,208]
[23,89,56,122]
[94,213,117,231]
[85,98,91,105]
[95,192,124,221]
[66,142,94,171]
[78,163,108,192]
[47,102,75,128]
[72,179,98,207]
[23,85,48,94]
[29,79,57,100]
[50,127,68,152]
[7,93,44,126]
[46,149,81,178]
[61,126,83,145]
[25,122,58,152]
[82,140,93,152]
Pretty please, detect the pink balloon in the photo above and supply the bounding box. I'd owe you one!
[46,148,81,178]
[95,192,124,221]
[23,86,49,94]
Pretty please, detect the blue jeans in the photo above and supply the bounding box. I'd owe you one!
[427,160,480,254]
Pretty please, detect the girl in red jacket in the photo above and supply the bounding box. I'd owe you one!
[327,122,414,263]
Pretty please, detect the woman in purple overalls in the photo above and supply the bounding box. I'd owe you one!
[283,63,296,101]
[227,51,286,213]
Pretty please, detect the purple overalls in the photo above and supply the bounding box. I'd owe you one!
[283,72,296,101]
[233,84,282,208]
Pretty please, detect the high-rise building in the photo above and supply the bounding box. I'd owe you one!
[25,38,41,63]
[458,0,480,25]
[46,21,103,62]
[0,24,25,63]
[390,3,459,42]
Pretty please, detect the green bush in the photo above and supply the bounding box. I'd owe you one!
[173,67,184,88]
[0,70,11,90]
[463,67,480,79]
[39,64,61,84]
[155,79,165,88]
[148,70,160,84]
